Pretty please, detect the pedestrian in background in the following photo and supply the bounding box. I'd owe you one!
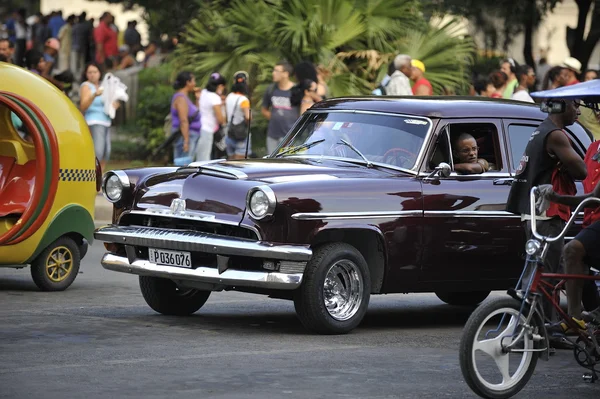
[197,72,226,162]
[512,65,535,103]
[579,69,600,140]
[80,62,118,171]
[386,54,413,96]
[225,71,252,160]
[171,71,201,164]
[290,79,321,115]
[57,14,75,73]
[542,66,563,90]
[410,59,433,96]
[500,58,519,98]
[262,61,296,154]
[488,71,508,98]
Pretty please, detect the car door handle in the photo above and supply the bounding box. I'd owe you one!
[493,178,514,186]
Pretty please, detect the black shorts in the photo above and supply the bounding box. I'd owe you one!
[574,221,600,266]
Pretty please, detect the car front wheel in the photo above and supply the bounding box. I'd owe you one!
[435,291,490,306]
[139,276,211,316]
[294,243,370,334]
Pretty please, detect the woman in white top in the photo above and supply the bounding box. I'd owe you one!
[512,65,535,103]
[225,71,251,160]
[196,72,226,162]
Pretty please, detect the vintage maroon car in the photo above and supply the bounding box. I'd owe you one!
[94,97,591,334]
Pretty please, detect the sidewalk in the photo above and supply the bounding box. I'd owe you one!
[95,193,113,227]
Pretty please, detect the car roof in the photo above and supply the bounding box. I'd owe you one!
[310,96,547,120]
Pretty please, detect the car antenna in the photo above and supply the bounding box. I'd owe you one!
[244,109,252,159]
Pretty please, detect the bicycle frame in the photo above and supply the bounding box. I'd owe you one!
[503,188,600,355]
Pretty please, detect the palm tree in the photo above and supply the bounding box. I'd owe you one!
[394,18,476,94]
[175,0,474,99]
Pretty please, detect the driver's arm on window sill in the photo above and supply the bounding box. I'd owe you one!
[454,159,489,175]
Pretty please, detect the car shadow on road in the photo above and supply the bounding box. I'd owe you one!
[0,277,39,291]
[119,302,477,336]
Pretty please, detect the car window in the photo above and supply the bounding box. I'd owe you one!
[507,124,536,170]
[427,122,503,172]
[507,123,592,171]
[275,112,431,170]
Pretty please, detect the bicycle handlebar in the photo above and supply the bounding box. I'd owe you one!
[529,187,600,242]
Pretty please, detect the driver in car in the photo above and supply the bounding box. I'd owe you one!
[453,133,491,174]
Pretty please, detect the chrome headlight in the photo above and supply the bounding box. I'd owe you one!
[247,186,276,220]
[525,239,542,256]
[102,170,130,203]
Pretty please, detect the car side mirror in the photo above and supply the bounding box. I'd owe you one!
[424,162,451,183]
[437,162,451,178]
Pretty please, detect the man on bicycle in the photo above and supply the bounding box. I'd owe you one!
[506,99,587,321]
[544,138,600,327]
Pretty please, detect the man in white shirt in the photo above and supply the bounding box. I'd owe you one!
[385,54,413,96]
[512,65,535,103]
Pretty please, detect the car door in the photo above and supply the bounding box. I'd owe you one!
[419,118,522,285]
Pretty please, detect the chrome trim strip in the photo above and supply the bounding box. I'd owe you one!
[118,210,263,241]
[94,225,311,261]
[565,236,575,241]
[417,172,513,178]
[424,210,520,218]
[292,210,422,220]
[101,253,303,290]
[287,110,434,173]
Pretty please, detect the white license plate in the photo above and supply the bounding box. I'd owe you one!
[149,248,192,268]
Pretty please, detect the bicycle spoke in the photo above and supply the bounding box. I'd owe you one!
[474,338,498,357]
[494,352,511,384]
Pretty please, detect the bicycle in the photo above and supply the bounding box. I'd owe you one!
[459,187,600,399]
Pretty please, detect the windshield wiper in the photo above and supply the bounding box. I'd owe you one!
[338,139,373,168]
[274,139,325,158]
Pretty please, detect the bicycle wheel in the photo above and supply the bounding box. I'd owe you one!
[459,297,540,399]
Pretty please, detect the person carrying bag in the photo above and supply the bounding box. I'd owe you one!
[225,71,252,160]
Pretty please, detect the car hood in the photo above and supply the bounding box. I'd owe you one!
[131,158,405,224]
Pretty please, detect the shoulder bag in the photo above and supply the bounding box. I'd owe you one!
[228,96,248,141]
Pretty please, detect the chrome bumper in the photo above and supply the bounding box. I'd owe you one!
[101,253,303,290]
[94,225,312,290]
[94,225,312,261]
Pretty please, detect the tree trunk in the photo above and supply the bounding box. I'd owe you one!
[578,0,600,71]
[567,0,600,72]
[523,1,537,70]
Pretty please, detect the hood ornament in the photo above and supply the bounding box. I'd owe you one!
[170,198,187,216]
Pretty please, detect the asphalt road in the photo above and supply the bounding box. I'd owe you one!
[1,242,599,399]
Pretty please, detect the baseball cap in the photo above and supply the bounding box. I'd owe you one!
[411,59,426,73]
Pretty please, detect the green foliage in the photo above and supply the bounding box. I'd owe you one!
[175,0,450,100]
[395,18,476,94]
[135,62,176,156]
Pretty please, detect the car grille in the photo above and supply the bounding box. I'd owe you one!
[118,213,259,241]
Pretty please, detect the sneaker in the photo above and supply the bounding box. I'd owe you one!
[582,307,600,324]
[546,317,587,335]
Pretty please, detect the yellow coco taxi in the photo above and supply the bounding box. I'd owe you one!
[0,62,100,291]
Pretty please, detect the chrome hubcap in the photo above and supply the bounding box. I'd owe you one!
[323,259,364,321]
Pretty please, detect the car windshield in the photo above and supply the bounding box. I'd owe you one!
[273,112,431,170]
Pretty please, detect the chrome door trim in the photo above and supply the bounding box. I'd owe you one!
[292,210,423,220]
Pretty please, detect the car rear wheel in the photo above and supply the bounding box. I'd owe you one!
[30,236,80,291]
[139,276,211,316]
[436,291,491,306]
[294,243,370,334]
